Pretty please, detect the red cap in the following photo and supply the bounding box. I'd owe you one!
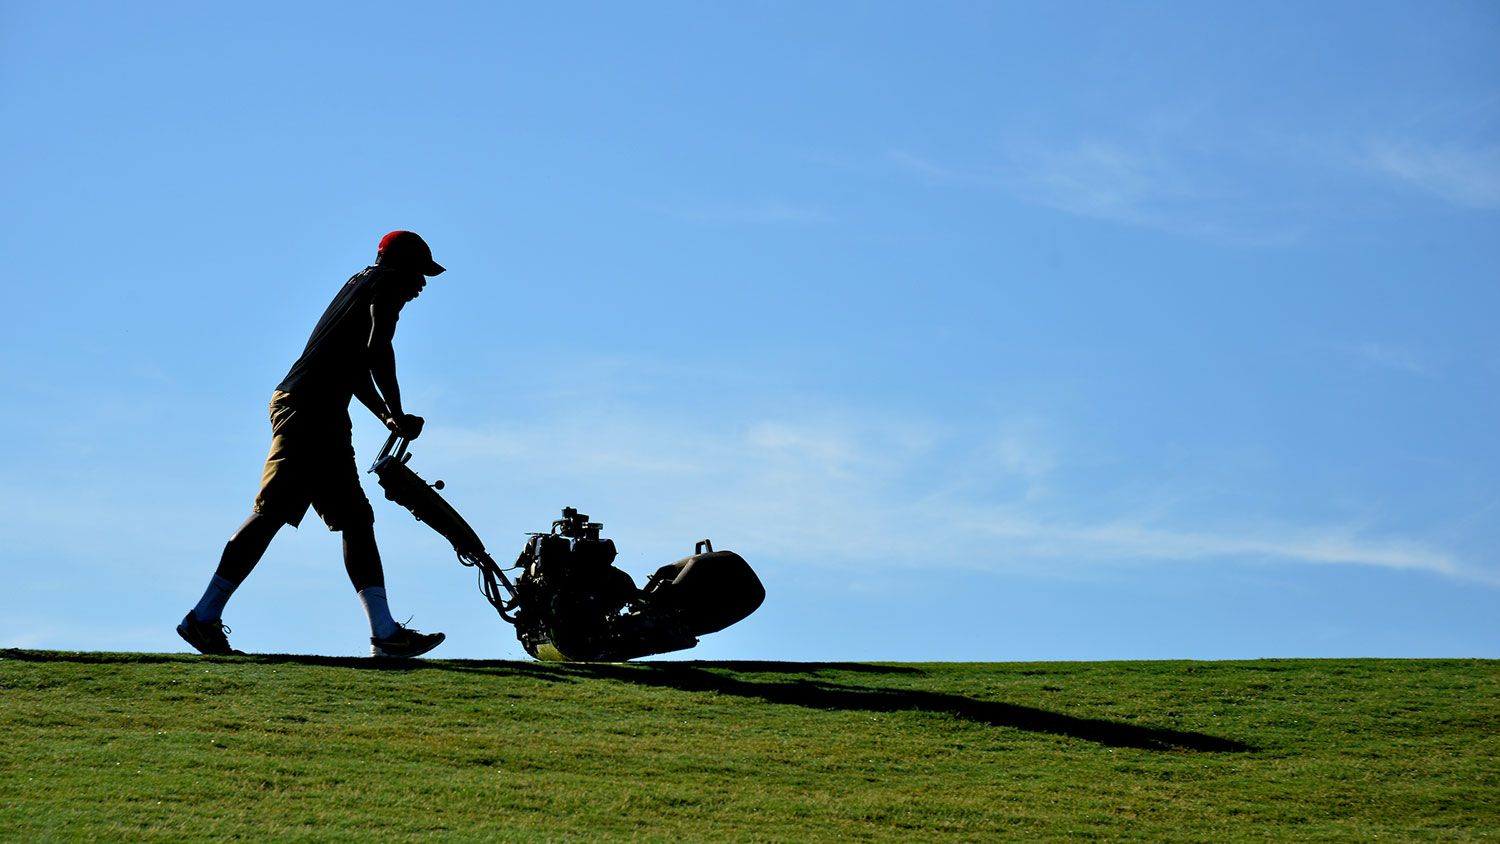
[377,231,446,276]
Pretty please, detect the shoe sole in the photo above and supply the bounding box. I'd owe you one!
[371,633,446,659]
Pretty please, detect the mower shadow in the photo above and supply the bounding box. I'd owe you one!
[536,661,1256,753]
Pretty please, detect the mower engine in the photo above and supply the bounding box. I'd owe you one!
[512,508,765,662]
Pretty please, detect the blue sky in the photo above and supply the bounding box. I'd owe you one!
[3,1,1496,661]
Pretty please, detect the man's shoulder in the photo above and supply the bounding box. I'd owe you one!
[355,265,406,292]
[346,265,383,287]
[338,266,399,302]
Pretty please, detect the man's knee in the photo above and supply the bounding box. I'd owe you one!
[320,498,375,533]
[341,520,376,542]
[231,511,284,545]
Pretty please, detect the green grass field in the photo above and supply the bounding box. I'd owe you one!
[1,651,1495,843]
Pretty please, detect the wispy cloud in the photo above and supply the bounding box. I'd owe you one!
[885,148,951,181]
[1336,341,1433,375]
[1003,139,1166,225]
[876,104,1499,245]
[1367,142,1500,209]
[966,516,1481,584]
[421,397,1493,587]
[889,130,1309,246]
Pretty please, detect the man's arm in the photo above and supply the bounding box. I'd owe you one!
[352,374,390,426]
[367,299,423,438]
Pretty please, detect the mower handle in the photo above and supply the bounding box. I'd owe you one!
[375,431,411,467]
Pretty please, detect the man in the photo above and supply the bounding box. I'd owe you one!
[178,231,448,658]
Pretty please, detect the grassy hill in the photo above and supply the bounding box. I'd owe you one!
[1,651,1495,843]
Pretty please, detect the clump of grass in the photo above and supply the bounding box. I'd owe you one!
[2,651,1495,843]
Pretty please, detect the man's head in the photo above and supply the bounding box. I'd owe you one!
[376,231,446,276]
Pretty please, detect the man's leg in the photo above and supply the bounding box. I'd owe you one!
[180,512,282,655]
[192,512,282,618]
[217,512,283,585]
[340,522,385,590]
[342,523,399,640]
[341,522,445,657]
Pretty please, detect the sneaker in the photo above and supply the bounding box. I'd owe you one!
[177,611,244,655]
[371,625,446,658]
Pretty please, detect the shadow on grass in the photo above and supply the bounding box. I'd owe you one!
[554,662,1255,753]
[3,650,1252,753]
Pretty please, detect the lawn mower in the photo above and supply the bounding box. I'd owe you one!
[367,433,765,661]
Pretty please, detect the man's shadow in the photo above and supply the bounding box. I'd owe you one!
[5,651,1254,753]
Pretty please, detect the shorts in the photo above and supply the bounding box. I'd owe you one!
[252,391,374,531]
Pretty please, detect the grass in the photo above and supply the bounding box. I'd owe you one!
[1,651,1496,843]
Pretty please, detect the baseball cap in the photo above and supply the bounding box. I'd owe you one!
[377,231,446,276]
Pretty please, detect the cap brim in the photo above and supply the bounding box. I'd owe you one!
[425,260,446,276]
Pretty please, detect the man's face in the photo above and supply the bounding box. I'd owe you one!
[376,255,431,301]
[402,271,427,303]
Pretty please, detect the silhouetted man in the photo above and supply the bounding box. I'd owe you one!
[179,231,447,658]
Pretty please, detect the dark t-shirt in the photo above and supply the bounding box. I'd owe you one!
[276,265,412,409]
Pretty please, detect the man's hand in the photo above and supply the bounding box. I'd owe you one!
[385,413,425,440]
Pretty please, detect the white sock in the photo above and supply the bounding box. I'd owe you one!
[358,587,400,640]
[192,574,238,622]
